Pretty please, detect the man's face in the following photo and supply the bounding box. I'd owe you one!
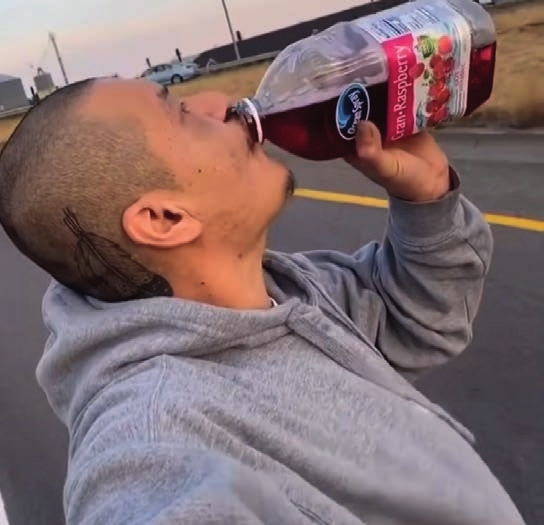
[83,78,294,251]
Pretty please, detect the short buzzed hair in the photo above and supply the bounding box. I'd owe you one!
[0,78,175,302]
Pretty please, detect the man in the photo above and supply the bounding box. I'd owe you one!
[0,77,525,525]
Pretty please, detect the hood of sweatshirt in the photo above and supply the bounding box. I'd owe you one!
[36,251,323,428]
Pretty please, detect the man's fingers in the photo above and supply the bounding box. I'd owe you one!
[344,122,451,201]
[388,130,441,158]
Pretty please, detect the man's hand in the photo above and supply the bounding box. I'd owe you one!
[344,121,451,202]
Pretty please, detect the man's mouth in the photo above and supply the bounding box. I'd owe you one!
[224,106,238,123]
[225,106,257,151]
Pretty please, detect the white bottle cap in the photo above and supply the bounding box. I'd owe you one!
[240,98,264,144]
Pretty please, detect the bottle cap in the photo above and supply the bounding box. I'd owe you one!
[236,98,263,144]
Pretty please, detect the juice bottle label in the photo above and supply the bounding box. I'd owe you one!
[336,83,371,141]
[356,0,472,142]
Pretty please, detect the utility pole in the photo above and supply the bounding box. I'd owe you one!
[220,0,241,60]
[49,32,69,85]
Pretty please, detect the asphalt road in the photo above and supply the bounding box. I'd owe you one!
[0,132,543,525]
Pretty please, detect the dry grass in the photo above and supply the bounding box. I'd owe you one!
[0,117,22,147]
[1,0,543,147]
[466,0,544,127]
[170,62,271,101]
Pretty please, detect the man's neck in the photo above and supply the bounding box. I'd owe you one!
[169,245,271,310]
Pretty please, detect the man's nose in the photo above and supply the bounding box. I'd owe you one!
[185,91,232,121]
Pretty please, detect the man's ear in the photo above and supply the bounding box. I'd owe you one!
[122,193,202,248]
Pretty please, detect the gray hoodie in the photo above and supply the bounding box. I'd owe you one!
[37,182,525,525]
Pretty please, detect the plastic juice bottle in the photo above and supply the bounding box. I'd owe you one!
[232,0,497,161]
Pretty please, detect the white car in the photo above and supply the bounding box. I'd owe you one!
[139,62,199,85]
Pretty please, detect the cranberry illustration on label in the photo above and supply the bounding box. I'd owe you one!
[430,54,443,69]
[438,35,454,56]
[415,28,459,131]
[429,80,446,98]
[426,99,442,115]
[443,57,454,74]
[428,105,450,126]
[409,62,426,79]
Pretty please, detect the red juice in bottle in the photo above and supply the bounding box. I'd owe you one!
[234,0,497,161]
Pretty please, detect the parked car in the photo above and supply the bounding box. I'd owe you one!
[139,62,199,85]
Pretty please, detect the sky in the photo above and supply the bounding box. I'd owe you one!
[0,0,366,94]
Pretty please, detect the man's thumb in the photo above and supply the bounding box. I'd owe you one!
[348,121,398,180]
[354,121,382,159]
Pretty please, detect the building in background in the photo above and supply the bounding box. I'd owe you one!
[192,0,406,67]
[0,74,29,114]
[33,68,56,100]
[169,52,199,66]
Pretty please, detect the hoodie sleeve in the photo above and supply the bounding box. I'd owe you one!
[294,169,493,378]
[65,443,308,525]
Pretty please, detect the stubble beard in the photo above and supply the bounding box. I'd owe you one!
[285,169,296,201]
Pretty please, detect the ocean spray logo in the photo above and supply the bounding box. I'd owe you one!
[336,83,370,140]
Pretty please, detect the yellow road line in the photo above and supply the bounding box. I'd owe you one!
[482,213,544,233]
[295,188,390,209]
[294,188,544,233]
